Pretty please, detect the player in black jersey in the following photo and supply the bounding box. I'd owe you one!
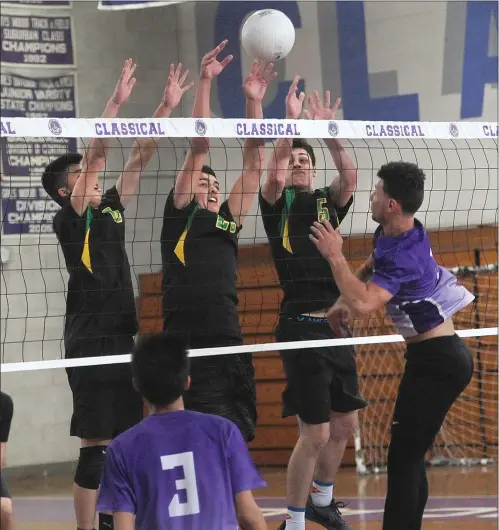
[0,391,14,530]
[41,60,193,530]
[159,43,276,442]
[260,80,364,530]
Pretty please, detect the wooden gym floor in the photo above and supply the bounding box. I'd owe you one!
[10,465,498,529]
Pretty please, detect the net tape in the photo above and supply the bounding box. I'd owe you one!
[1,117,497,373]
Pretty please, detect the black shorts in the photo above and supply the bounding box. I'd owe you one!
[66,361,143,440]
[276,315,368,425]
[0,473,10,499]
[185,336,257,442]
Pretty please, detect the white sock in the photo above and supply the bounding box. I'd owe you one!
[285,507,305,529]
[311,480,334,507]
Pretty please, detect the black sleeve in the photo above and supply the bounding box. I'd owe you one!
[164,189,198,219]
[53,205,83,251]
[219,200,243,232]
[0,392,14,443]
[336,195,354,225]
[258,189,285,238]
[101,186,125,212]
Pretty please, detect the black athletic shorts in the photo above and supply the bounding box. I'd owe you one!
[66,360,143,440]
[276,315,368,425]
[185,336,257,442]
[0,472,11,499]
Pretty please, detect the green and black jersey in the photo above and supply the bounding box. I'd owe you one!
[160,190,242,341]
[53,186,137,359]
[259,186,353,315]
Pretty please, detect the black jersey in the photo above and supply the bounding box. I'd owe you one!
[259,186,353,315]
[160,190,241,341]
[53,186,137,358]
[0,391,13,443]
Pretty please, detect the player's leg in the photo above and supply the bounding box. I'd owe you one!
[276,317,333,530]
[68,368,113,530]
[307,344,366,530]
[0,473,13,530]
[229,350,257,442]
[382,335,474,530]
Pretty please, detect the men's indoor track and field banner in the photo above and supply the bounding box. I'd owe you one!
[0,13,75,67]
[0,73,77,178]
[1,184,59,236]
[98,0,181,10]
[1,1,72,8]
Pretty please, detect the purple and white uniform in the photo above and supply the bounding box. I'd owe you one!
[371,219,474,339]
[97,410,266,530]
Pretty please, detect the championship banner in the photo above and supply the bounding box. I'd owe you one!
[1,184,59,235]
[0,73,77,178]
[0,13,75,67]
[1,1,72,8]
[98,0,181,10]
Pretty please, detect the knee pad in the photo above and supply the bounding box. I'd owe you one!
[74,445,107,490]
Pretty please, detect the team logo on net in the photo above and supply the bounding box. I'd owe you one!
[328,121,339,137]
[449,123,459,138]
[48,119,62,136]
[195,119,207,136]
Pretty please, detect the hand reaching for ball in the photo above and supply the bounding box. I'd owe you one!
[243,60,278,102]
[200,40,233,80]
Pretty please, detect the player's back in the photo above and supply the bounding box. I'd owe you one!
[98,409,265,530]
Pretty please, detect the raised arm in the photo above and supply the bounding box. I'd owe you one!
[304,92,357,207]
[116,63,193,206]
[260,76,305,206]
[173,40,233,210]
[228,61,277,225]
[70,59,137,216]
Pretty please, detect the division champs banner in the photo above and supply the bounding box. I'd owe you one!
[98,0,181,10]
[0,72,77,178]
[1,1,72,8]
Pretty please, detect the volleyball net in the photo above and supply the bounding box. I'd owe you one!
[1,116,498,473]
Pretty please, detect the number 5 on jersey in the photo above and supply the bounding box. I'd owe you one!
[161,451,200,517]
[317,198,330,223]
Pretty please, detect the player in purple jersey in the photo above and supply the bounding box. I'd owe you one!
[310,161,475,530]
[97,333,267,530]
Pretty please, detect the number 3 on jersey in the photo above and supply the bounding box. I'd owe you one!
[317,198,330,223]
[161,451,200,517]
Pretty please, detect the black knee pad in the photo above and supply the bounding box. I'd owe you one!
[74,445,107,490]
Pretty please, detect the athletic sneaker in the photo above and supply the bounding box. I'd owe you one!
[305,496,354,530]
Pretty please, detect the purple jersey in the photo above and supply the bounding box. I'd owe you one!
[371,219,474,338]
[97,410,266,530]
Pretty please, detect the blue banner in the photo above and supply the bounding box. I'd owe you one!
[1,185,59,235]
[0,14,75,67]
[2,1,72,7]
[1,73,77,178]
[98,0,180,10]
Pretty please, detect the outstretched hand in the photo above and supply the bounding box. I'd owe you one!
[286,76,305,119]
[111,58,137,106]
[200,40,233,80]
[243,60,277,102]
[162,63,194,110]
[304,91,341,121]
[309,219,344,261]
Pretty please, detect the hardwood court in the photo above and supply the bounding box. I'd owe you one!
[10,465,498,529]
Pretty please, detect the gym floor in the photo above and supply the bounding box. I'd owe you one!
[10,465,498,529]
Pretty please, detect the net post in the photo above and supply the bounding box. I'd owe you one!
[472,248,487,459]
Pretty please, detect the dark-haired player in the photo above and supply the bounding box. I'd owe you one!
[311,161,474,530]
[159,44,276,442]
[260,82,362,530]
[97,332,267,530]
[0,391,14,530]
[42,60,193,530]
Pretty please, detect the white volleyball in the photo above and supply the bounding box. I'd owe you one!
[241,9,296,62]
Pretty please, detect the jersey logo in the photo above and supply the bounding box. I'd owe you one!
[216,215,237,234]
[317,197,330,222]
[102,206,123,224]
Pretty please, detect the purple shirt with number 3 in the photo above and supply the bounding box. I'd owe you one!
[371,219,474,338]
[97,410,266,530]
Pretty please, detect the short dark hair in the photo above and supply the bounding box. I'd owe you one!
[41,153,82,206]
[131,333,189,407]
[201,165,217,179]
[292,139,316,167]
[378,161,426,214]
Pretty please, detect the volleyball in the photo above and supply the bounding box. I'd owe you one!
[241,9,296,62]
